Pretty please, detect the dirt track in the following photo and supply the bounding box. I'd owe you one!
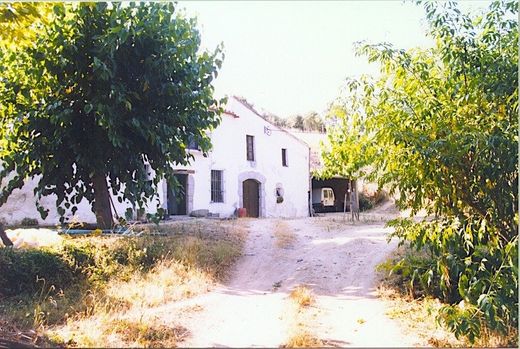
[152,205,423,347]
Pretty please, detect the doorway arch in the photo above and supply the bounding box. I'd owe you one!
[238,171,266,217]
[242,179,260,218]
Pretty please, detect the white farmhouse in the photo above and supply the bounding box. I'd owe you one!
[0,96,311,224]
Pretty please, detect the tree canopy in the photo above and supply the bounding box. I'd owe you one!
[285,112,325,132]
[322,0,517,342]
[0,2,224,228]
[0,2,52,49]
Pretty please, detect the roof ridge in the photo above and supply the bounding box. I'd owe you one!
[231,96,310,148]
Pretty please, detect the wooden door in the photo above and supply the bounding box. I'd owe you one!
[242,179,259,218]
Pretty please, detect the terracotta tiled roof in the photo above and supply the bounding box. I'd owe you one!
[223,109,239,118]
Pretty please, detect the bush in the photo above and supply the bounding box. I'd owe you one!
[358,193,374,211]
[20,218,39,227]
[0,248,76,297]
[0,236,178,299]
[323,0,518,342]
[0,220,245,338]
[358,189,388,211]
[388,218,518,344]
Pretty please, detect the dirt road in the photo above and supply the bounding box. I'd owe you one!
[163,213,423,347]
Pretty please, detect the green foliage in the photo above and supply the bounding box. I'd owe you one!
[358,193,374,211]
[0,2,52,49]
[0,236,172,298]
[264,111,325,132]
[0,3,224,225]
[323,0,518,342]
[359,190,388,211]
[20,217,39,227]
[286,112,326,132]
[263,112,288,128]
[289,115,305,131]
[0,247,76,296]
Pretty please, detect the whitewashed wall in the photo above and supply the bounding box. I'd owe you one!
[0,96,310,224]
[168,97,310,218]
[0,175,163,225]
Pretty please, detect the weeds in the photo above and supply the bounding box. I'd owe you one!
[377,246,518,347]
[111,319,182,347]
[289,286,314,307]
[273,220,296,249]
[282,331,323,348]
[282,285,322,348]
[0,219,246,347]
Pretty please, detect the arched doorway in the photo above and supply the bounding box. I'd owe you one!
[242,179,260,218]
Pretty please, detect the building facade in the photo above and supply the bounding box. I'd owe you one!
[0,96,311,224]
[163,96,310,219]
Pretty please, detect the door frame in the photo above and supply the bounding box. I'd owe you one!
[237,171,266,218]
[242,179,260,218]
[162,170,195,216]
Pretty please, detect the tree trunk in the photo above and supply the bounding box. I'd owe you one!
[92,173,113,229]
[0,222,13,247]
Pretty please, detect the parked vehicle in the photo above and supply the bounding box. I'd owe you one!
[312,187,336,213]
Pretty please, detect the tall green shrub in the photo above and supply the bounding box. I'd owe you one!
[322,0,518,342]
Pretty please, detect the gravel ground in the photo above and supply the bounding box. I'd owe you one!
[165,205,425,347]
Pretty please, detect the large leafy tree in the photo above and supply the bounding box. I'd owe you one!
[0,2,52,49]
[322,0,517,342]
[0,2,224,228]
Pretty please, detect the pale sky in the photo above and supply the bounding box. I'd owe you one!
[179,1,491,117]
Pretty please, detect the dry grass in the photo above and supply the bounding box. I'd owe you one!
[104,259,212,308]
[289,286,315,307]
[281,285,322,348]
[282,331,323,348]
[378,285,463,347]
[376,246,465,347]
[273,220,297,249]
[6,219,248,348]
[49,312,190,347]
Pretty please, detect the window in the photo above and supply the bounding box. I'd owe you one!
[275,183,284,203]
[187,135,199,150]
[282,148,288,167]
[144,163,153,181]
[211,170,224,202]
[246,135,255,161]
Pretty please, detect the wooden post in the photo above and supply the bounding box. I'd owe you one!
[351,191,354,221]
[352,180,360,221]
[343,193,347,222]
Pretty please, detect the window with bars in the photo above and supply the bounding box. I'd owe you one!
[246,135,255,161]
[211,170,224,202]
[282,148,288,167]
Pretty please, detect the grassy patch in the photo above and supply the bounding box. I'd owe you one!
[282,285,322,348]
[45,313,191,347]
[0,219,247,347]
[282,331,323,348]
[378,285,461,347]
[273,220,296,249]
